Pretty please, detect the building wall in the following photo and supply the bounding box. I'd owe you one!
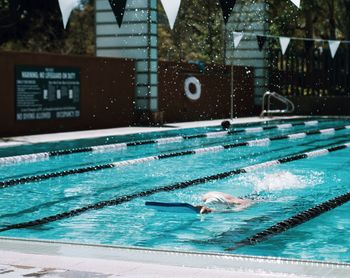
[95,0,158,116]
[158,61,255,123]
[0,51,135,137]
[0,51,257,137]
[226,3,269,105]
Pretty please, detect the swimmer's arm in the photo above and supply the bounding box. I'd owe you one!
[198,202,254,214]
[209,206,250,213]
[231,202,253,212]
[198,206,237,214]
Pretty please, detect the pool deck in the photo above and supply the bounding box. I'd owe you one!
[1,116,350,277]
[1,237,350,278]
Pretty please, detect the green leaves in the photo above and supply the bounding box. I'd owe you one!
[158,0,224,63]
[0,1,95,55]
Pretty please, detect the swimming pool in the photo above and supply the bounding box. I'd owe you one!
[0,117,350,264]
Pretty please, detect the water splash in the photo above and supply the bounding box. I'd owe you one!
[241,170,324,193]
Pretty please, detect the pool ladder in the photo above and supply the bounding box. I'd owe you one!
[260,91,295,118]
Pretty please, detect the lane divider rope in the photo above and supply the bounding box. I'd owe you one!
[0,142,349,233]
[0,126,348,188]
[0,120,324,165]
[226,189,350,251]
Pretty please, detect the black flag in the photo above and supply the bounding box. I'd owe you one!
[304,40,314,52]
[109,0,127,27]
[219,0,236,25]
[257,35,267,51]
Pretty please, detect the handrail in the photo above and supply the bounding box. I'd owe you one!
[260,91,295,118]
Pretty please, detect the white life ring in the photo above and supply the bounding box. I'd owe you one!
[184,76,201,101]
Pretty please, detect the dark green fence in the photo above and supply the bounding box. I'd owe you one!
[268,48,350,97]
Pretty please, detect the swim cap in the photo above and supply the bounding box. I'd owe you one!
[221,121,231,130]
[204,195,228,205]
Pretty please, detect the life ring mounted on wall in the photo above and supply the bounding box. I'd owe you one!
[184,76,201,101]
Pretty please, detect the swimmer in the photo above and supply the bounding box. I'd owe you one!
[221,120,231,130]
[196,191,253,214]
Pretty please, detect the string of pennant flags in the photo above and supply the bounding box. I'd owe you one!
[233,31,349,59]
[56,0,349,59]
[58,0,302,30]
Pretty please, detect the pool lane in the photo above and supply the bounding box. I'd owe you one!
[0,117,322,157]
[0,139,349,234]
[0,124,349,187]
[0,119,323,164]
[0,119,347,180]
[227,190,350,250]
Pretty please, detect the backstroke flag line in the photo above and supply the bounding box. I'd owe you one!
[109,0,128,27]
[220,0,236,24]
[328,40,341,58]
[279,37,291,55]
[235,32,348,58]
[233,32,244,48]
[58,0,80,29]
[160,0,181,29]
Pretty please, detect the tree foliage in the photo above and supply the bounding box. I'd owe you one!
[0,0,349,59]
[0,0,95,55]
[157,0,349,63]
[266,0,348,46]
[157,0,225,64]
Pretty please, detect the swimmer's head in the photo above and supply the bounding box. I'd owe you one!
[203,195,228,205]
[221,120,231,130]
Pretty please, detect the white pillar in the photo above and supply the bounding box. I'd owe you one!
[95,0,158,114]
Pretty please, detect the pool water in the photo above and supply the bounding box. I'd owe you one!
[0,118,350,263]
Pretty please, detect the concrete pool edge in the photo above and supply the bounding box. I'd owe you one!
[0,237,350,277]
[0,116,319,147]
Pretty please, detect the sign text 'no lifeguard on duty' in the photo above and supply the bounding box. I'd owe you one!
[15,65,80,121]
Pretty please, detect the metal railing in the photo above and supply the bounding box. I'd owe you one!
[260,91,295,118]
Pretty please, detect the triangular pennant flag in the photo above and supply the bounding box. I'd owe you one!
[328,40,341,58]
[290,0,301,8]
[304,40,314,52]
[58,0,79,29]
[257,35,267,51]
[109,0,127,28]
[219,0,236,25]
[160,0,181,29]
[233,32,244,48]
[279,37,291,55]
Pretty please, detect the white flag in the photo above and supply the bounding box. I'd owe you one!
[290,0,301,8]
[58,0,80,29]
[279,37,291,55]
[160,0,181,29]
[233,32,244,48]
[328,40,341,58]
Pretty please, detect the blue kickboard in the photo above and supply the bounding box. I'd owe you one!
[145,201,201,214]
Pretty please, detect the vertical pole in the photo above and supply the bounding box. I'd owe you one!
[147,0,151,111]
[223,24,227,64]
[230,61,234,120]
[225,24,234,120]
[224,23,233,120]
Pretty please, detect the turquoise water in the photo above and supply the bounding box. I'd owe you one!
[0,118,350,263]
